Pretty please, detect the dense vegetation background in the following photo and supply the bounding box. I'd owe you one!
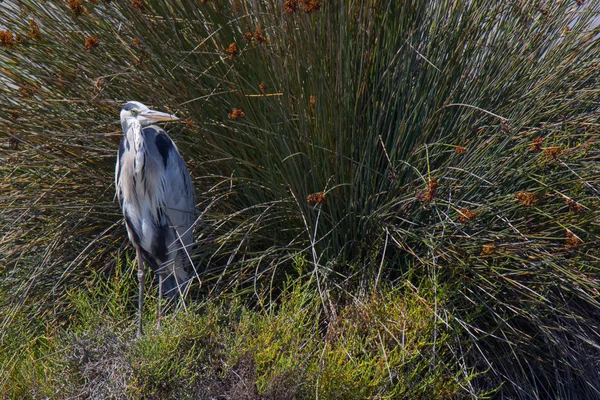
[1,0,599,398]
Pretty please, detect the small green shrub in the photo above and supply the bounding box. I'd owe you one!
[2,269,476,398]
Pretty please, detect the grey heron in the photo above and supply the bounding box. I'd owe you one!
[115,101,195,337]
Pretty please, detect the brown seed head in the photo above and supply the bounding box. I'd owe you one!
[132,0,145,12]
[565,229,582,250]
[515,191,540,207]
[284,0,298,13]
[85,35,99,52]
[543,146,561,159]
[18,84,36,98]
[243,32,253,42]
[455,146,467,155]
[458,208,479,223]
[93,77,105,92]
[259,82,268,93]
[69,0,86,16]
[254,28,267,43]
[29,19,42,40]
[302,0,322,13]
[0,30,15,48]
[529,137,543,151]
[481,243,496,256]
[417,178,439,203]
[228,108,245,120]
[225,42,238,55]
[309,95,316,110]
[132,38,140,46]
[307,192,326,205]
[566,198,585,214]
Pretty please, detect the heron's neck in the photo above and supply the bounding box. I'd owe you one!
[124,119,143,146]
[125,119,146,173]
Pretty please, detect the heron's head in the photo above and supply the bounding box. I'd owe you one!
[120,101,178,131]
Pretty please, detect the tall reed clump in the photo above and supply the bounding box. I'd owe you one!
[1,0,599,397]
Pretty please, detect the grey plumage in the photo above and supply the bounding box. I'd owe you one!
[115,101,195,337]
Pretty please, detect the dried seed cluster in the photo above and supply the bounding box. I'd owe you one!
[244,28,266,43]
[85,35,99,52]
[543,146,561,159]
[259,82,268,93]
[515,191,540,207]
[29,19,41,40]
[132,0,145,12]
[0,30,15,47]
[225,42,238,55]
[565,229,582,250]
[458,208,479,223]
[307,192,326,205]
[284,0,298,13]
[284,0,322,14]
[254,28,267,43]
[455,146,467,155]
[416,178,438,203]
[529,137,543,151]
[93,77,105,92]
[481,243,496,256]
[18,84,36,98]
[69,0,86,16]
[224,42,239,61]
[566,198,584,213]
[228,108,245,120]
[303,0,322,13]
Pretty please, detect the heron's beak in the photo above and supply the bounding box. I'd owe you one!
[141,109,179,123]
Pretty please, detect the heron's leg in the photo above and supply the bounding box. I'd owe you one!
[157,274,163,329]
[136,247,145,338]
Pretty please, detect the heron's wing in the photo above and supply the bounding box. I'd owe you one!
[150,127,196,255]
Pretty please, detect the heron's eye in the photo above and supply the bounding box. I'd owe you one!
[131,109,138,116]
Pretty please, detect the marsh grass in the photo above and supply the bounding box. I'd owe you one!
[1,0,600,397]
[1,260,470,399]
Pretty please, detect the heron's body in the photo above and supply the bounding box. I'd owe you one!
[115,101,195,336]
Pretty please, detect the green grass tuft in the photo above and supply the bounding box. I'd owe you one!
[2,264,476,398]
